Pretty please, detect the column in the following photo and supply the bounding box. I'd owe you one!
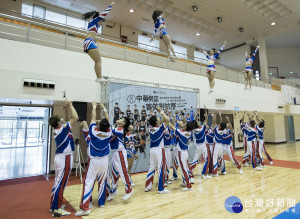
[257,36,269,81]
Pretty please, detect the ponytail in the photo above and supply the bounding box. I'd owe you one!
[82,11,99,20]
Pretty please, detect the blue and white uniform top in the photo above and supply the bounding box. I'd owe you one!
[241,122,249,136]
[149,124,165,148]
[222,129,234,146]
[175,128,192,151]
[125,133,136,158]
[247,127,258,141]
[152,16,167,39]
[53,122,75,155]
[110,127,126,150]
[245,47,258,72]
[82,128,91,156]
[204,45,225,71]
[163,126,171,147]
[206,128,215,144]
[214,125,227,144]
[193,123,207,144]
[88,123,112,157]
[87,5,112,34]
[256,125,264,140]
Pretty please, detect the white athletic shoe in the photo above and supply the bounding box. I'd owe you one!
[270,161,273,165]
[99,205,104,208]
[203,175,212,179]
[170,177,178,181]
[211,173,219,177]
[158,189,171,194]
[89,202,93,209]
[131,182,135,187]
[221,171,227,175]
[239,169,243,174]
[145,188,151,192]
[167,181,172,184]
[181,187,193,191]
[95,77,108,83]
[254,167,263,171]
[164,183,168,187]
[190,177,195,184]
[106,191,118,202]
[75,209,90,217]
[123,191,133,200]
[260,165,266,168]
[52,208,71,217]
[243,163,249,167]
[210,88,214,93]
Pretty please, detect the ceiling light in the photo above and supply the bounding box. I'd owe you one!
[271,22,275,26]
[129,9,134,13]
[217,17,222,22]
[269,72,273,75]
[192,6,198,12]
[196,33,200,36]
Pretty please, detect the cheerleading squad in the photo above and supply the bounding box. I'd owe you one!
[48,99,273,217]
[82,3,259,94]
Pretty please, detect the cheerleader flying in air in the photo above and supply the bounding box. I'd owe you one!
[151,10,176,61]
[203,41,226,93]
[244,46,259,90]
[82,2,114,83]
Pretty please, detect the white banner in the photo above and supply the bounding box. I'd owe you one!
[109,83,197,120]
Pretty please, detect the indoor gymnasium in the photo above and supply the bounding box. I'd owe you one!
[0,0,300,218]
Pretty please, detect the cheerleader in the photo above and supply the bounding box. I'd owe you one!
[151,10,176,61]
[203,41,226,93]
[244,46,259,90]
[219,116,243,174]
[168,120,195,191]
[82,2,114,82]
[126,125,138,186]
[255,115,273,166]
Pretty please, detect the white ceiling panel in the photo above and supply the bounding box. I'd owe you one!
[37,0,300,49]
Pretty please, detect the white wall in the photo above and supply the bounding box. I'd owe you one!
[267,47,300,77]
[0,38,288,113]
[219,44,250,71]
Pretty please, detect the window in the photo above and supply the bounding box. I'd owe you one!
[138,35,160,52]
[194,50,207,63]
[33,5,45,19]
[22,3,33,17]
[173,44,187,59]
[45,10,66,24]
[67,16,86,29]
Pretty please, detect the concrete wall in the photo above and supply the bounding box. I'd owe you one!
[267,47,300,78]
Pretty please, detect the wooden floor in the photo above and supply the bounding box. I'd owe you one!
[64,141,300,219]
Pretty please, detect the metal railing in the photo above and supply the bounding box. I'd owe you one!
[0,11,299,90]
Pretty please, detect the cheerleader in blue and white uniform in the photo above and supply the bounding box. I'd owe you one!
[203,41,226,93]
[151,10,176,61]
[244,46,259,90]
[82,3,114,82]
[126,125,138,185]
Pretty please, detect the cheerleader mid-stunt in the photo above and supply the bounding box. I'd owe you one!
[203,41,226,93]
[151,10,176,61]
[82,3,114,83]
[244,46,259,90]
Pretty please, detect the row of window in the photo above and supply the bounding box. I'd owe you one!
[21,3,206,62]
[21,2,100,32]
